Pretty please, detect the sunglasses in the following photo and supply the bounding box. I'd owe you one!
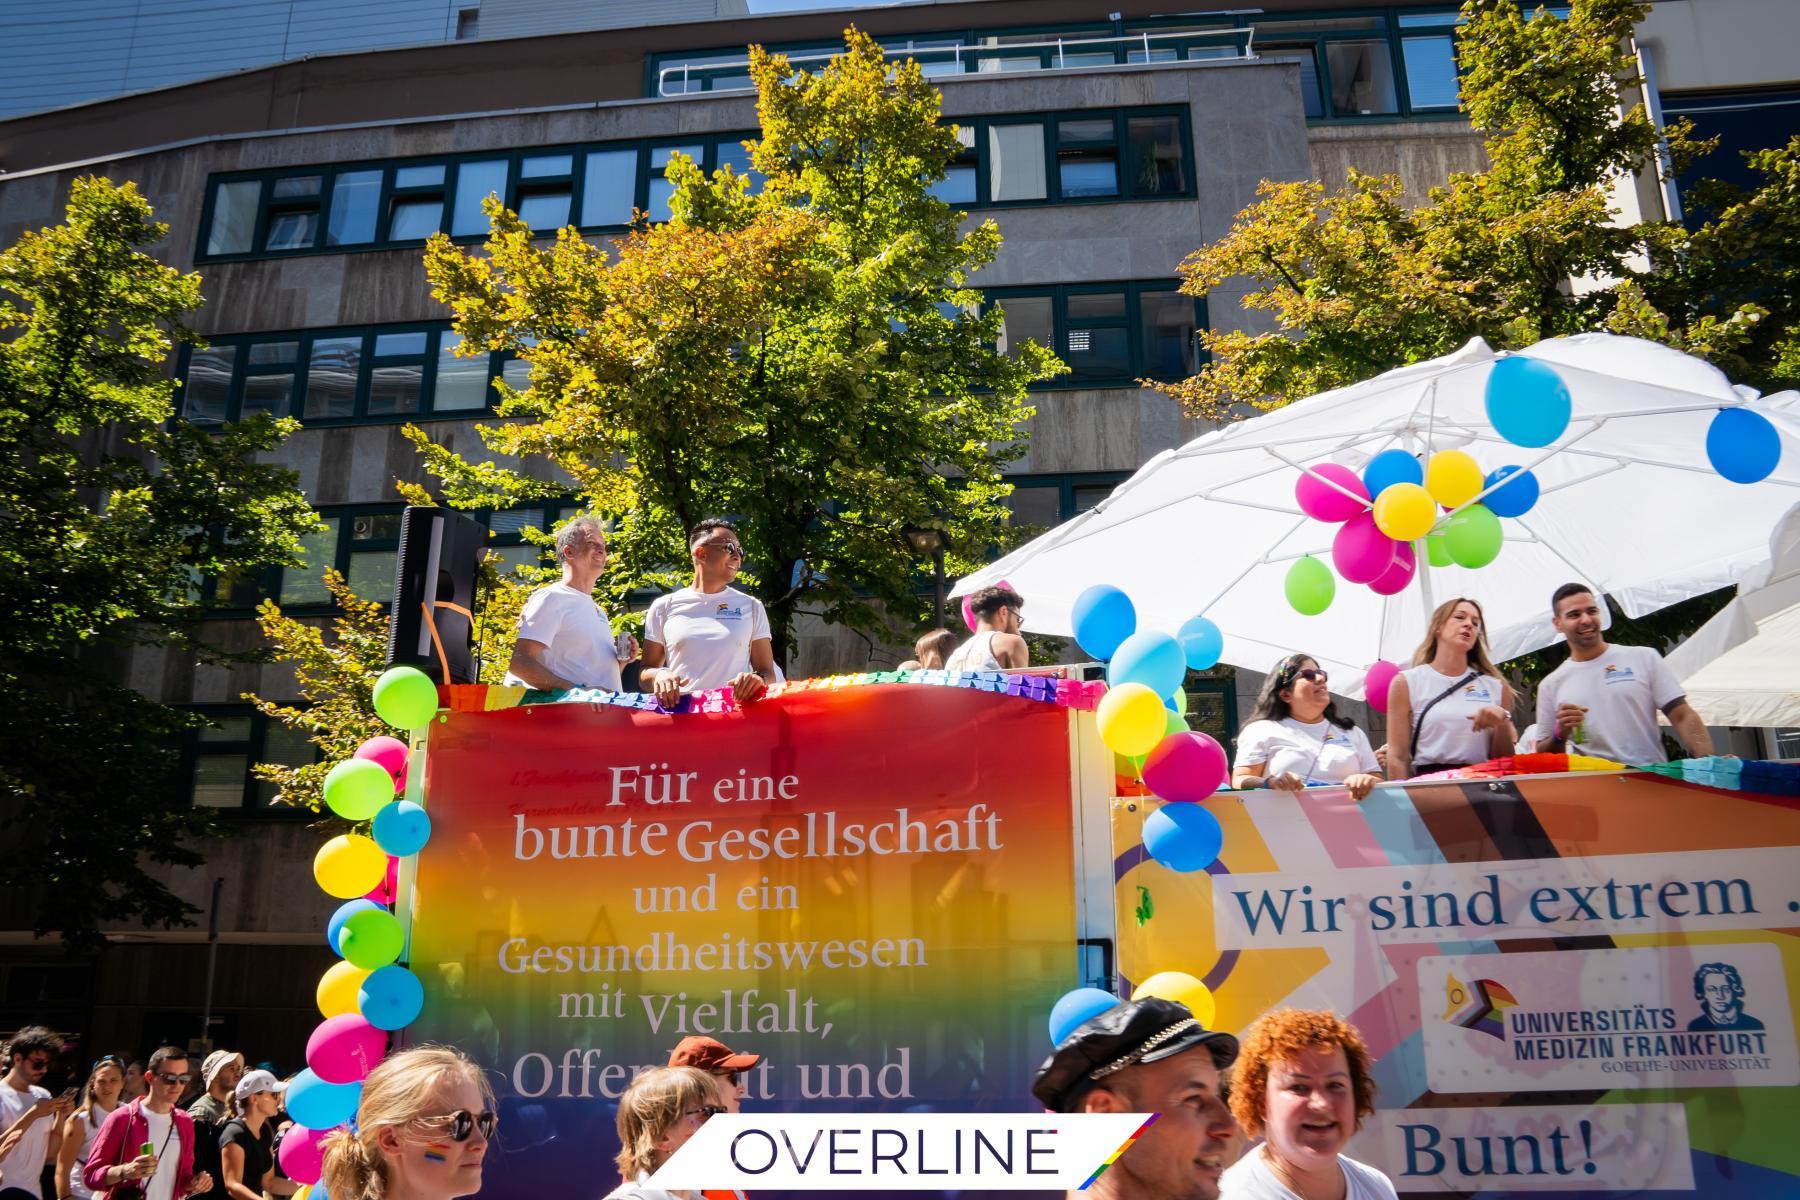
[418,1109,498,1142]
[22,1056,49,1071]
[715,1070,742,1087]
[683,1104,728,1122]
[155,1072,193,1085]
[699,539,744,559]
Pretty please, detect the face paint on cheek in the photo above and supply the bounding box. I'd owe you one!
[424,1144,451,1164]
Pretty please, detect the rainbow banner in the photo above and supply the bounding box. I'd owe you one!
[407,686,1080,1196]
[1114,771,1800,1196]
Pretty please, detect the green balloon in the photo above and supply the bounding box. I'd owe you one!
[323,759,395,821]
[1445,504,1503,568]
[1164,710,1188,737]
[1426,531,1453,567]
[374,667,438,731]
[339,908,404,970]
[1285,556,1335,616]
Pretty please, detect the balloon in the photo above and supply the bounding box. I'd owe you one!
[1485,356,1571,448]
[1176,615,1223,671]
[1362,448,1423,498]
[962,578,1015,633]
[1164,687,1187,716]
[372,800,431,857]
[359,965,425,1031]
[1482,465,1540,517]
[1141,733,1229,805]
[1372,482,1437,542]
[354,735,409,790]
[1331,512,1398,585]
[323,759,396,822]
[287,1070,361,1131]
[1107,631,1186,697]
[1364,660,1401,707]
[1707,407,1781,484]
[1426,531,1453,567]
[1445,503,1503,568]
[1294,463,1369,523]
[365,856,400,906]
[307,1014,387,1085]
[1096,683,1168,757]
[338,908,404,970]
[1131,970,1218,1027]
[1049,988,1121,1046]
[1285,556,1334,616]
[1072,585,1137,661]
[317,961,372,1019]
[327,899,381,956]
[314,834,388,899]
[1368,541,1416,596]
[1425,450,1484,508]
[1128,710,1191,775]
[372,666,438,731]
[279,1125,334,1186]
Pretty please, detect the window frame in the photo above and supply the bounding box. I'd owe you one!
[179,704,320,818]
[983,280,1206,390]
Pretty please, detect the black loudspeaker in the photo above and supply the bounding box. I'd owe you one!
[386,506,487,683]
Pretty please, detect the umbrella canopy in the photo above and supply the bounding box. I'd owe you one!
[956,334,1800,698]
[1664,503,1800,727]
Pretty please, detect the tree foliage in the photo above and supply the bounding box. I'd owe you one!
[0,178,320,946]
[416,28,1063,662]
[1162,0,1799,418]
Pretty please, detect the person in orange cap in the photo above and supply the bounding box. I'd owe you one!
[665,1038,759,1115]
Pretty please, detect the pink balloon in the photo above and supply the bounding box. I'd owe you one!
[1295,464,1370,523]
[354,735,409,791]
[277,1123,335,1185]
[307,1013,387,1084]
[1364,660,1401,707]
[1141,732,1229,804]
[962,578,1014,632]
[363,857,400,905]
[1332,513,1398,585]
[1368,541,1417,596]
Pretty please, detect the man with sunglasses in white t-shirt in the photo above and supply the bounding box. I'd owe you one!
[641,520,778,706]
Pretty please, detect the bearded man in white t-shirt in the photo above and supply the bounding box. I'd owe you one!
[641,519,778,705]
[1534,584,1714,764]
[504,515,637,692]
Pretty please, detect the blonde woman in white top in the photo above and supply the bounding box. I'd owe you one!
[55,1057,122,1199]
[1384,597,1516,779]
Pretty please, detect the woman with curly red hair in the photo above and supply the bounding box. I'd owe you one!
[1221,1009,1395,1200]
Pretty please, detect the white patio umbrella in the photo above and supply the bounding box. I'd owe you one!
[1664,503,1800,727]
[955,333,1800,698]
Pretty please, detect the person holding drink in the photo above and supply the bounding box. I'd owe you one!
[83,1047,212,1199]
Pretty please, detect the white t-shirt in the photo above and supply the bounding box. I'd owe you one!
[504,582,622,691]
[1535,644,1685,765]
[141,1107,179,1200]
[0,1080,52,1198]
[1400,664,1507,769]
[945,631,1002,673]
[643,586,771,693]
[1220,1148,1398,1200]
[1236,717,1379,785]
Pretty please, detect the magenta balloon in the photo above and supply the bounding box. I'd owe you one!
[277,1123,334,1185]
[307,1013,387,1084]
[354,735,409,790]
[963,577,1015,633]
[1141,732,1229,804]
[1332,513,1398,585]
[1368,541,1417,596]
[1295,464,1370,524]
[1364,660,1401,707]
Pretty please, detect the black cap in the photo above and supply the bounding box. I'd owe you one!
[1032,997,1238,1113]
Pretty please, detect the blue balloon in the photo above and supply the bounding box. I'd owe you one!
[1361,449,1423,499]
[1072,585,1136,661]
[372,800,431,858]
[1143,803,1224,873]
[1482,466,1540,518]
[285,1069,361,1130]
[326,900,380,956]
[1177,615,1223,671]
[1707,407,1781,484]
[1485,356,1571,448]
[1049,987,1121,1046]
[1107,631,1186,697]
[359,965,425,1031]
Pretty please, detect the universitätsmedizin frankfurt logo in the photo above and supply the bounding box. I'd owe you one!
[1442,971,1518,1040]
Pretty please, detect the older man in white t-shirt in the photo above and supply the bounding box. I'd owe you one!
[504,515,634,692]
[641,519,778,705]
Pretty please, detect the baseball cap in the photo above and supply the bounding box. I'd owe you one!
[1032,997,1238,1113]
[233,1069,287,1103]
[202,1050,245,1087]
[668,1036,760,1073]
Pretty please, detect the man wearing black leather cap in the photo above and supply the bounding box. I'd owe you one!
[1032,997,1240,1200]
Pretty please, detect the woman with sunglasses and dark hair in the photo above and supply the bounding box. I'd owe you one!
[605,1067,726,1200]
[1233,655,1384,801]
[319,1047,493,1200]
[55,1057,122,1199]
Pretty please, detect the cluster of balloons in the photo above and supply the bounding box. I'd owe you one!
[285,666,441,1189]
[1047,971,1219,1047]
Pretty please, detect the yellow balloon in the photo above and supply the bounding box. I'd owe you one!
[1426,450,1483,508]
[1373,482,1437,542]
[314,833,388,899]
[317,960,373,1018]
[294,1188,311,1200]
[1131,970,1218,1028]
[1097,683,1168,758]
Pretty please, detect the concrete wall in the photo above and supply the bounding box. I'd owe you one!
[1639,0,1799,93]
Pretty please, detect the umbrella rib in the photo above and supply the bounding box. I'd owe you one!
[1199,512,1315,616]
[1510,512,1603,588]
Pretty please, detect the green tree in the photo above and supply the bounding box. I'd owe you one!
[1162,0,1798,419]
[415,28,1063,662]
[0,178,321,946]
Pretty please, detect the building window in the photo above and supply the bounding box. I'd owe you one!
[206,180,261,256]
[327,170,382,246]
[268,505,405,610]
[452,159,510,237]
[581,148,640,226]
[455,6,479,39]
[1056,119,1120,199]
[648,144,703,223]
[264,175,323,251]
[517,154,575,231]
[985,282,1204,388]
[1004,472,1131,526]
[388,164,448,241]
[183,707,320,812]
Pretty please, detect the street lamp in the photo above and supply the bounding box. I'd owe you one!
[902,524,952,629]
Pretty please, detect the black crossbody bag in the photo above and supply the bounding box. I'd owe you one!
[1409,670,1479,772]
